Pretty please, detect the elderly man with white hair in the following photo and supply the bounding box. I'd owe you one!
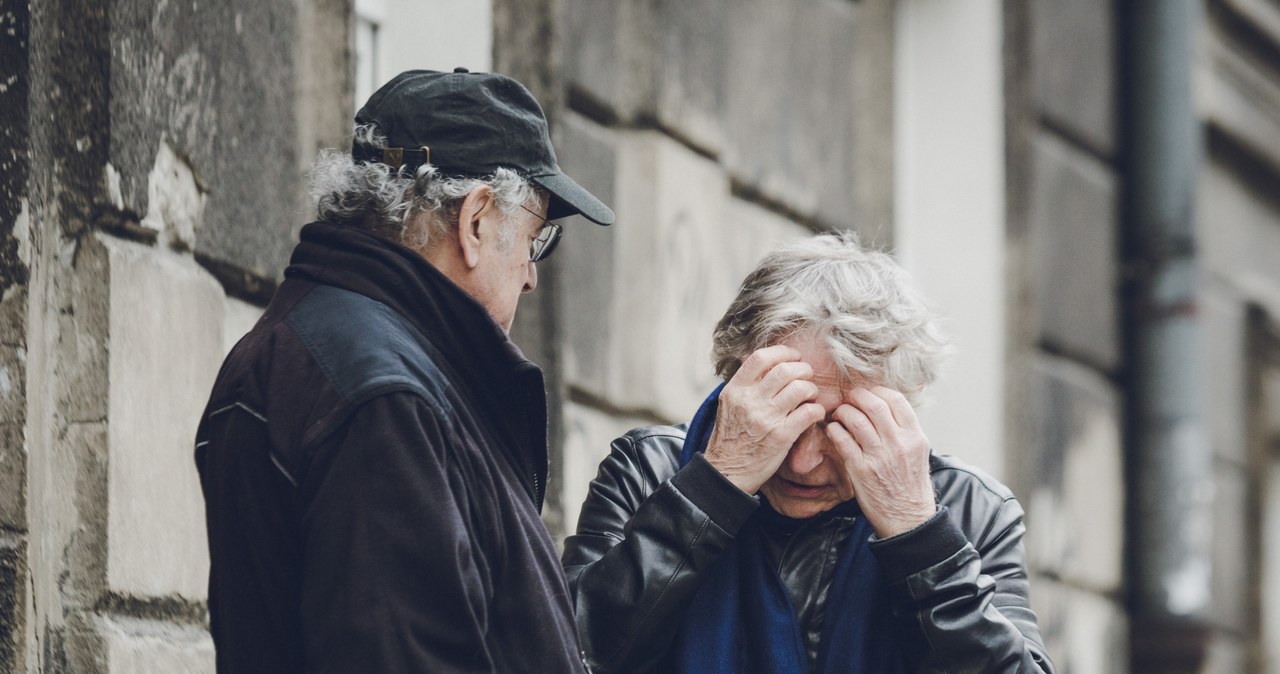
[563,233,1055,674]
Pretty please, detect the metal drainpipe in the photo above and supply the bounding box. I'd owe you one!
[1122,1,1214,670]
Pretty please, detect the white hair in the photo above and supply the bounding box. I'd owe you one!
[711,232,952,405]
[307,124,544,250]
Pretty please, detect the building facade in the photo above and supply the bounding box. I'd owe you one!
[3,0,1280,672]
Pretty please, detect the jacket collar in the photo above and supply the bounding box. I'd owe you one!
[284,222,548,507]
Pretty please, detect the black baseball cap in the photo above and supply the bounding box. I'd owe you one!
[354,68,614,226]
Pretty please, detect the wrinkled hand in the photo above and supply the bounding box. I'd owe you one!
[703,345,827,494]
[825,387,936,538]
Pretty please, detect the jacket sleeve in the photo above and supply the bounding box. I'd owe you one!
[561,431,759,674]
[297,392,497,674]
[870,500,1056,673]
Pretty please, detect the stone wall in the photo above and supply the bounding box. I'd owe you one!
[6,0,351,670]
[1004,0,1129,670]
[1196,2,1280,670]
[507,0,899,542]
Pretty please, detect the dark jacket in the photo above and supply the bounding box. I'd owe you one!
[562,425,1056,674]
[196,223,585,674]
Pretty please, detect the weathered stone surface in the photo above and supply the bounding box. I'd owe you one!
[564,131,814,421]
[0,536,26,674]
[1030,131,1120,371]
[222,297,263,356]
[722,0,858,227]
[139,142,207,250]
[1032,0,1115,155]
[104,236,224,599]
[606,131,731,420]
[1031,576,1128,674]
[654,0,729,154]
[1208,463,1249,633]
[563,0,860,227]
[557,112,619,391]
[560,402,656,542]
[1200,635,1248,674]
[1199,158,1280,315]
[0,0,30,289]
[1022,355,1124,592]
[109,0,302,280]
[1263,455,1280,656]
[0,423,24,529]
[563,0,633,115]
[294,0,354,231]
[61,234,112,424]
[1201,292,1248,465]
[99,615,214,674]
[1202,29,1280,179]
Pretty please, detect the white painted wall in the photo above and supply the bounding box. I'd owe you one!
[894,0,1007,478]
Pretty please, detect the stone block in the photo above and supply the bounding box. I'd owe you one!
[1208,463,1250,633]
[0,277,27,347]
[563,0,643,116]
[1201,292,1248,465]
[0,536,26,674]
[98,615,214,674]
[1200,635,1248,674]
[1030,575,1128,674]
[722,197,817,277]
[0,423,24,529]
[1203,30,1280,179]
[0,342,24,426]
[222,297,262,356]
[1263,458,1280,657]
[103,235,225,599]
[653,0,729,154]
[108,0,302,281]
[1022,355,1124,593]
[139,142,206,250]
[564,132,815,422]
[1030,131,1120,371]
[560,402,656,542]
[61,236,112,424]
[1199,158,1280,310]
[557,113,619,390]
[607,131,732,420]
[722,0,858,226]
[1032,0,1116,155]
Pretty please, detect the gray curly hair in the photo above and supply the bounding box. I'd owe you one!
[711,232,952,405]
[307,124,544,250]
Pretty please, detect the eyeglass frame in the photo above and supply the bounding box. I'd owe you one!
[518,203,563,263]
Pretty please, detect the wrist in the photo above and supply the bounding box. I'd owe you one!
[872,502,938,539]
[702,450,762,494]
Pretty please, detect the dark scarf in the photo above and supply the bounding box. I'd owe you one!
[667,384,911,673]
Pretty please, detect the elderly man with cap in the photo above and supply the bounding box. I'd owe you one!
[564,234,1054,673]
[195,69,612,674]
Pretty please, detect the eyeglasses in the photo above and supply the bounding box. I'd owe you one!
[519,203,563,262]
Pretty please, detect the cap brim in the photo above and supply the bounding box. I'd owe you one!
[531,172,615,226]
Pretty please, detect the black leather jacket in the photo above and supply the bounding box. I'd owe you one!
[562,425,1055,674]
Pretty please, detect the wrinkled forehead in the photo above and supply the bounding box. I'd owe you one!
[775,331,880,400]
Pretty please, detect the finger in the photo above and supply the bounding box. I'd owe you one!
[871,386,920,431]
[832,403,883,453]
[759,360,815,398]
[776,401,826,444]
[733,345,803,383]
[771,376,819,412]
[825,418,869,481]
[822,421,860,498]
[847,388,898,438]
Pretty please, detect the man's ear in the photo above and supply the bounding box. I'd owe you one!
[456,185,497,270]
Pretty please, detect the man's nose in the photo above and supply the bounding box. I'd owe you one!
[785,426,826,474]
[523,259,538,294]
